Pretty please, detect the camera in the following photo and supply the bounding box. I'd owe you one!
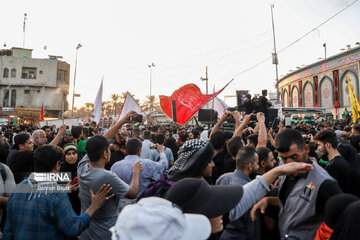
[130,114,143,123]
[227,112,235,123]
[250,114,257,121]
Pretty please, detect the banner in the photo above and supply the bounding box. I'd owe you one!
[160,81,232,125]
[117,92,142,122]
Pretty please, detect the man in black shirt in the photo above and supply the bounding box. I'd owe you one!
[244,93,254,115]
[314,129,351,193]
[256,90,272,115]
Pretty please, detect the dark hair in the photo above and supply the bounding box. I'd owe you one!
[71,126,83,139]
[85,135,109,162]
[82,127,90,138]
[155,134,165,144]
[14,132,31,150]
[126,138,142,155]
[180,133,189,142]
[247,133,258,147]
[227,136,244,158]
[353,124,360,133]
[275,129,305,153]
[34,145,64,172]
[262,89,267,95]
[256,147,271,164]
[41,125,50,131]
[210,131,226,150]
[314,129,338,149]
[236,146,257,170]
[151,126,159,132]
[192,130,200,139]
[224,131,233,141]
[143,130,151,139]
[246,93,251,100]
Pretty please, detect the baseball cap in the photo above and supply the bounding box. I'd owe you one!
[166,178,243,218]
[110,197,211,240]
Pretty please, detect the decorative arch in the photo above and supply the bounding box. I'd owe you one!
[319,76,334,108]
[339,70,359,107]
[302,81,315,107]
[291,85,300,107]
[283,89,289,107]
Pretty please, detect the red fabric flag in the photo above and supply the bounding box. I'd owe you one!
[160,81,232,125]
[40,103,45,121]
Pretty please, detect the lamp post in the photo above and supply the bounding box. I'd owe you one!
[270,3,280,104]
[71,43,82,118]
[148,63,155,113]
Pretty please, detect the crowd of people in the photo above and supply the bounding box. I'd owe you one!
[0,104,359,239]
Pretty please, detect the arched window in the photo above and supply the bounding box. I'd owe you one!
[11,90,16,108]
[11,69,16,78]
[3,90,9,107]
[3,68,9,78]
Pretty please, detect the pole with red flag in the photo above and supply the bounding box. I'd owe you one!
[40,103,45,121]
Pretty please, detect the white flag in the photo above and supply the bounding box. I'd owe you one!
[213,97,228,118]
[93,78,103,124]
[117,92,142,122]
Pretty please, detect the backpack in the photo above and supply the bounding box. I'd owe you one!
[137,174,176,200]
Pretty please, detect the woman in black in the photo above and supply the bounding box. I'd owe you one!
[60,143,81,215]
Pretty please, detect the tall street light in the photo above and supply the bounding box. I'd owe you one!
[270,3,280,104]
[71,43,82,118]
[148,63,155,113]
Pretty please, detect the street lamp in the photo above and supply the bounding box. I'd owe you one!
[148,63,155,113]
[71,43,82,118]
[270,3,280,104]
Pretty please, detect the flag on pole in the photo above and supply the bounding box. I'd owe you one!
[346,76,360,123]
[117,92,142,122]
[213,97,228,118]
[160,80,233,125]
[40,103,45,121]
[93,78,103,124]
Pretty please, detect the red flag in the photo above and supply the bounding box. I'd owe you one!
[40,103,45,121]
[160,81,232,125]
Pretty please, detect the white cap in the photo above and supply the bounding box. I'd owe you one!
[110,197,211,240]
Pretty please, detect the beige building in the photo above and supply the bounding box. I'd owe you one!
[0,47,70,122]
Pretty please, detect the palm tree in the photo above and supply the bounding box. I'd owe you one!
[110,94,120,116]
[141,95,161,113]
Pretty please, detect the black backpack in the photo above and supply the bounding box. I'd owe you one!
[137,174,176,200]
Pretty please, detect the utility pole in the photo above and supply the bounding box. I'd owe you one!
[148,63,156,113]
[200,66,209,94]
[270,3,280,104]
[23,13,27,47]
[71,43,82,118]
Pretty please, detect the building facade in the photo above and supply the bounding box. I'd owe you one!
[278,46,360,119]
[0,47,70,122]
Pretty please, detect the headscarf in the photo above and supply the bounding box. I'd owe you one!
[168,139,214,181]
[60,143,79,179]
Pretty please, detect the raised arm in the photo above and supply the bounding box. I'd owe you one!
[103,111,136,140]
[49,125,66,146]
[209,112,228,139]
[125,161,143,198]
[233,114,251,138]
[256,113,267,148]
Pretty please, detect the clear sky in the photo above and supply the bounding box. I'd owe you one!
[1,0,360,108]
